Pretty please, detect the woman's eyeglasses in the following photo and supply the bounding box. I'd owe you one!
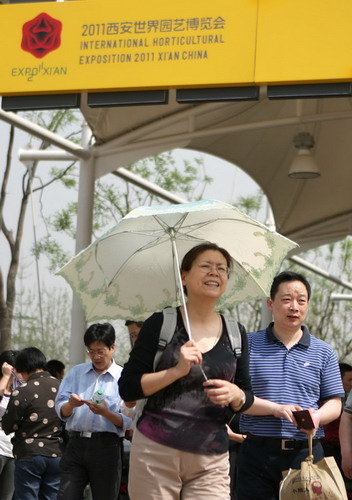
[196,263,229,277]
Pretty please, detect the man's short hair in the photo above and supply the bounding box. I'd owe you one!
[339,362,352,376]
[125,320,144,328]
[46,359,65,378]
[270,271,311,300]
[84,323,115,348]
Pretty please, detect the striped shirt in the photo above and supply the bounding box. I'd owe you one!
[240,323,344,439]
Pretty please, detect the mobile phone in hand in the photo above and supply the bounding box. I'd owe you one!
[292,409,315,430]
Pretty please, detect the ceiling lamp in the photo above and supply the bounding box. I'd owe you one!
[288,132,320,179]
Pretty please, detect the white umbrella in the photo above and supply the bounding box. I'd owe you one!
[57,199,298,324]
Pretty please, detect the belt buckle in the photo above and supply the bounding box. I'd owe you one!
[81,431,92,438]
[281,439,294,450]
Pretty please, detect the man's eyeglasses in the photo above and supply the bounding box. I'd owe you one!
[196,263,229,277]
[86,349,109,357]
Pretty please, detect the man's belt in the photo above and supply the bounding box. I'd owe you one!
[247,434,319,451]
[68,431,120,439]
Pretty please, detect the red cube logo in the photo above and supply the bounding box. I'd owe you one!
[21,12,62,59]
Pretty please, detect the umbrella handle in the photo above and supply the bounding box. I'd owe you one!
[171,235,207,382]
[171,236,192,335]
[199,365,208,381]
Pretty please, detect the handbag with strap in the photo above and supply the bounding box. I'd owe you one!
[279,432,348,499]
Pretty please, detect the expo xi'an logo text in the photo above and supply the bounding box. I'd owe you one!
[21,12,62,59]
[11,12,66,83]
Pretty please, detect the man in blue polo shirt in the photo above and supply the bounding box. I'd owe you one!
[237,271,344,500]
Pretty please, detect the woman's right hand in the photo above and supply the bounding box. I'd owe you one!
[174,340,202,377]
[1,362,13,378]
[141,340,203,397]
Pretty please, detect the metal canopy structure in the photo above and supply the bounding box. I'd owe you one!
[1,0,352,368]
[80,89,352,252]
[2,87,352,366]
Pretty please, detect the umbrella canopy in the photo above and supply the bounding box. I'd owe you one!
[57,199,297,322]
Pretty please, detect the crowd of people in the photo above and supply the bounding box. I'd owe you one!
[0,242,351,499]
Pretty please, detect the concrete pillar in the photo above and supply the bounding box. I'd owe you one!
[69,123,94,368]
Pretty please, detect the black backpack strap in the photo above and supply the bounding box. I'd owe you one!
[153,307,177,371]
[222,315,242,358]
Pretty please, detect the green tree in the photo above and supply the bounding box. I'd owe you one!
[37,151,213,271]
[12,286,71,361]
[225,190,266,333]
[289,238,352,362]
[0,110,81,350]
[7,142,212,355]
[225,191,352,362]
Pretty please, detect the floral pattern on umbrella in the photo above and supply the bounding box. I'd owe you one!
[57,199,298,321]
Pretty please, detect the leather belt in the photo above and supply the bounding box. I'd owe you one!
[247,434,319,451]
[68,431,119,439]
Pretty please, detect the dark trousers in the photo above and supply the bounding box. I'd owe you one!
[0,455,15,500]
[229,443,241,500]
[236,438,324,500]
[58,433,122,500]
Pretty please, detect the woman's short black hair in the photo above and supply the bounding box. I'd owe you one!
[84,323,116,348]
[0,350,19,379]
[15,347,47,374]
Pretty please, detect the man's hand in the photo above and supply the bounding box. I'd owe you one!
[84,399,108,416]
[60,393,84,418]
[292,408,320,436]
[83,400,124,427]
[272,403,303,423]
[68,393,85,408]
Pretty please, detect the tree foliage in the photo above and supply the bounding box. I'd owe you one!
[225,192,352,363]
[289,238,352,363]
[30,150,212,360]
[12,286,71,362]
[4,112,350,366]
[0,110,81,351]
[2,115,212,357]
[37,150,213,272]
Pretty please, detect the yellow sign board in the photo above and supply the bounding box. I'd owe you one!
[2,0,352,95]
[0,0,258,95]
[255,0,352,84]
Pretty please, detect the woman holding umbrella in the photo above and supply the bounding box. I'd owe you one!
[119,242,255,499]
[119,241,301,499]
